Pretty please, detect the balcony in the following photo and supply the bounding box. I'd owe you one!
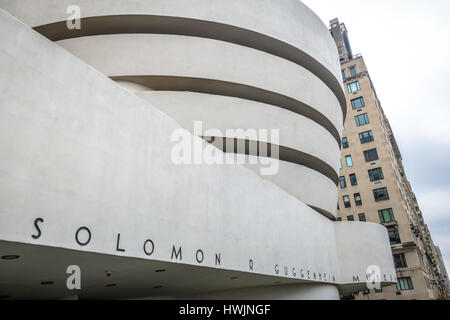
[383,221,398,228]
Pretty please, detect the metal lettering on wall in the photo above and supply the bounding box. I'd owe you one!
[29,217,395,285]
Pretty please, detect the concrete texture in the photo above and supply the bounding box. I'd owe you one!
[0,1,396,300]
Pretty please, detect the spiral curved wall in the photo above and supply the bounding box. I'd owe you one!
[0,0,396,300]
[1,0,344,218]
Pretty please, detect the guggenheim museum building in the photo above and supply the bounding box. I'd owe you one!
[0,0,396,300]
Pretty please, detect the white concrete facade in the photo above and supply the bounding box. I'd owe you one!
[0,1,395,300]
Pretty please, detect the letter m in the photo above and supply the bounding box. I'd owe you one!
[171,245,182,261]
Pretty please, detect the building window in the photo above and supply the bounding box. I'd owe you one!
[337,217,342,221]
[354,193,362,206]
[351,97,365,109]
[369,167,384,182]
[347,81,361,94]
[373,187,390,202]
[349,66,357,76]
[349,174,358,186]
[364,148,379,162]
[341,70,346,80]
[355,113,369,127]
[375,288,383,293]
[394,254,408,269]
[397,277,414,291]
[358,213,366,222]
[359,130,374,144]
[339,176,347,189]
[347,215,355,221]
[389,230,401,244]
[345,155,353,167]
[379,208,395,223]
[342,137,349,149]
[343,196,351,208]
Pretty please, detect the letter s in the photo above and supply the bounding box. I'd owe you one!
[32,218,44,240]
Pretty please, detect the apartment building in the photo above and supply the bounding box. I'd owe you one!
[435,246,450,299]
[330,18,447,300]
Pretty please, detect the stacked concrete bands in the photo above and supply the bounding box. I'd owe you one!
[0,0,345,218]
[0,1,397,300]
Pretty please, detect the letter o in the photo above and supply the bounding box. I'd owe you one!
[143,239,155,256]
[75,227,91,246]
[196,249,204,264]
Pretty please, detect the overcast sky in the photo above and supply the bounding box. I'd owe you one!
[301,0,450,273]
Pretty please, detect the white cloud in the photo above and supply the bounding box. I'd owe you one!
[416,186,450,223]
